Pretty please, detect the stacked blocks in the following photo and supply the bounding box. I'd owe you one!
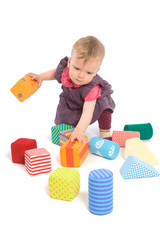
[25,148,51,176]
[10,75,39,102]
[51,124,74,146]
[120,155,159,179]
[11,138,37,164]
[124,138,158,165]
[89,169,113,215]
[112,131,140,147]
[60,137,89,167]
[89,137,120,160]
[60,129,74,146]
[49,168,80,201]
[124,123,153,140]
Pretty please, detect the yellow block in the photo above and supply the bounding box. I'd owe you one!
[10,75,39,102]
[124,138,158,165]
[49,168,80,201]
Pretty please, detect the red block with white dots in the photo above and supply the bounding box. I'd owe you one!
[25,148,52,176]
[112,131,140,147]
[11,138,37,164]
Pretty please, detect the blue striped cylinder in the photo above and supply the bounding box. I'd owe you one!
[88,169,113,215]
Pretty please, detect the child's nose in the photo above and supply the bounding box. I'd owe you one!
[78,71,84,79]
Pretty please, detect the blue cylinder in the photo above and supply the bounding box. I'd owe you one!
[89,137,120,160]
[88,169,113,215]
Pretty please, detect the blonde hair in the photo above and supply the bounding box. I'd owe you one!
[72,36,105,64]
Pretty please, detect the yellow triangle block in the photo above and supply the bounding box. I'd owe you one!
[124,138,158,166]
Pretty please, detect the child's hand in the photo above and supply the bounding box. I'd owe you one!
[25,72,43,87]
[70,128,87,144]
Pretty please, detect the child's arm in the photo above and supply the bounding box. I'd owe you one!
[70,99,97,144]
[26,69,56,87]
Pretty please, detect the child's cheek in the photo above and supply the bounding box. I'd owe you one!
[68,69,72,79]
[70,70,76,79]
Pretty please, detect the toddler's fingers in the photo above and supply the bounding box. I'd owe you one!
[70,135,75,142]
[78,136,86,144]
[25,73,35,80]
[82,137,87,144]
[26,73,38,80]
[25,73,33,77]
[77,137,82,144]
[38,81,42,87]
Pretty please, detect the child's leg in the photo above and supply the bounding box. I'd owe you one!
[98,109,112,140]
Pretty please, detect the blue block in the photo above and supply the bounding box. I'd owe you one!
[120,155,160,179]
[88,169,113,215]
[89,137,120,160]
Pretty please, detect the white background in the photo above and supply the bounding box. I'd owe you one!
[1,0,160,239]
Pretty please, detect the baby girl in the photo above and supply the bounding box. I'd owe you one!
[26,36,115,143]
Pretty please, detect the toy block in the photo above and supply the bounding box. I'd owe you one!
[124,138,158,165]
[49,168,80,201]
[89,169,113,215]
[120,155,159,179]
[51,124,74,146]
[60,137,89,167]
[11,138,37,164]
[112,131,140,147]
[124,123,153,140]
[60,129,74,146]
[89,137,120,160]
[10,75,39,102]
[25,148,52,176]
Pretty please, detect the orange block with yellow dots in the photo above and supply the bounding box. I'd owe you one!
[60,137,89,168]
[10,75,39,102]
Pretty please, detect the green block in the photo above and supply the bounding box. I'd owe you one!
[124,123,153,140]
[51,124,74,145]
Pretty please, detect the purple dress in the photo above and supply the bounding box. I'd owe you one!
[54,57,115,127]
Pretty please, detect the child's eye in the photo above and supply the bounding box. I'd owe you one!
[87,72,92,75]
[74,67,79,71]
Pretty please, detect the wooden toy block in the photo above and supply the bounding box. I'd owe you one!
[25,148,52,176]
[120,155,159,179]
[60,129,74,146]
[60,137,89,167]
[124,123,153,140]
[124,138,158,165]
[51,124,74,146]
[112,131,140,147]
[49,168,80,201]
[11,138,37,164]
[10,75,39,102]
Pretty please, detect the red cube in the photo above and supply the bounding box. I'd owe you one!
[11,138,37,164]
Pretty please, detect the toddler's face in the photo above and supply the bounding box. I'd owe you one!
[68,51,101,85]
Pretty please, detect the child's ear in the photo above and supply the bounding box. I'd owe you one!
[97,67,100,73]
[68,57,71,68]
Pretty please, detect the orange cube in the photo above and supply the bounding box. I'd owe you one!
[10,75,39,102]
[60,137,89,167]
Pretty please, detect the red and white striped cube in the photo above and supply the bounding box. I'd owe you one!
[112,131,140,147]
[25,148,52,176]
